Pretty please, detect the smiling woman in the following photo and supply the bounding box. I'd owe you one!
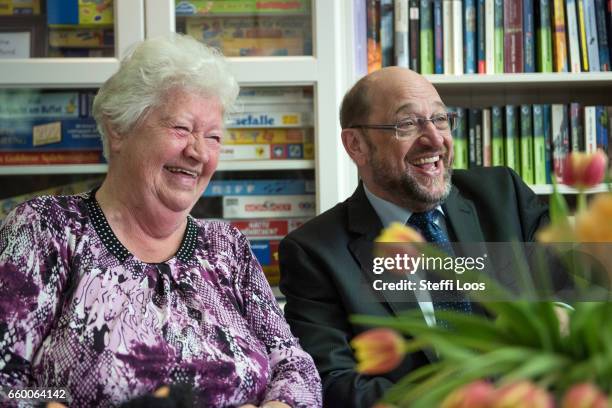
[0,34,322,408]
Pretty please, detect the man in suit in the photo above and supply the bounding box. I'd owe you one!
[278,67,548,407]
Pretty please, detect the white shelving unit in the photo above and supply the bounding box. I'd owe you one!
[1,0,358,215]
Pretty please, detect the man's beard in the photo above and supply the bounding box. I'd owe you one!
[369,151,453,208]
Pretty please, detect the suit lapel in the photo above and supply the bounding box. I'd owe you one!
[347,184,417,316]
[443,186,485,242]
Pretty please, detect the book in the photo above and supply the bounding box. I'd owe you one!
[543,104,553,183]
[505,105,520,172]
[577,0,591,71]
[491,105,505,166]
[250,240,280,285]
[367,0,382,72]
[464,0,477,73]
[584,105,598,152]
[0,118,101,151]
[535,0,565,72]
[175,0,311,16]
[477,0,487,73]
[420,0,434,73]
[468,108,481,167]
[381,0,394,67]
[224,128,312,144]
[596,105,609,150]
[482,108,492,166]
[219,143,312,160]
[520,104,534,184]
[228,218,308,239]
[443,0,454,73]
[566,0,583,72]
[409,0,420,71]
[595,0,611,70]
[452,107,468,169]
[493,0,504,72]
[504,0,523,72]
[354,0,368,76]
[222,194,316,218]
[434,0,444,74]
[584,0,601,71]
[0,150,104,165]
[485,0,495,74]
[227,112,313,128]
[551,104,570,181]
[523,0,536,72]
[47,0,113,26]
[569,102,585,151]
[394,0,410,67]
[533,104,547,185]
[551,0,568,72]
[204,179,315,197]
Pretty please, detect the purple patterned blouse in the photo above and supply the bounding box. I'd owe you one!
[0,192,321,407]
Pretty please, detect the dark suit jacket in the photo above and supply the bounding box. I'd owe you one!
[278,167,549,408]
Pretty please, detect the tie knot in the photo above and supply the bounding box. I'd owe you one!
[408,210,437,227]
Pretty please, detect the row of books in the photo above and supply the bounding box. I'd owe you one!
[364,0,612,74]
[451,104,611,185]
[175,0,311,17]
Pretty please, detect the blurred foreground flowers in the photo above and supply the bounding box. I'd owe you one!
[351,150,612,407]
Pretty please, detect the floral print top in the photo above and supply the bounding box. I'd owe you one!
[0,191,321,407]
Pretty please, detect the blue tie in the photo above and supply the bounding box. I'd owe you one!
[407,210,472,315]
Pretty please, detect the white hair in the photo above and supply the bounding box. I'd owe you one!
[92,33,239,160]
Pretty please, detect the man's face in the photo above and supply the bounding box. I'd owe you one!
[361,71,454,211]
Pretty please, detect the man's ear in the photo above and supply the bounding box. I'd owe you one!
[341,128,370,166]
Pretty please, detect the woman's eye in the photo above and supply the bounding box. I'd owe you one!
[206,135,221,143]
[174,126,190,133]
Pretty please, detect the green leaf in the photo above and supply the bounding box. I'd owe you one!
[549,178,570,225]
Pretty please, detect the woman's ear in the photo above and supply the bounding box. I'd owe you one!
[105,123,123,154]
[341,128,370,167]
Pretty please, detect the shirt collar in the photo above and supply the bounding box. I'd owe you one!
[363,183,444,228]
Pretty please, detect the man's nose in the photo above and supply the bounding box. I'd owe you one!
[417,121,445,147]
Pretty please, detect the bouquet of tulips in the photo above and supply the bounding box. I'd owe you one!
[351,150,612,408]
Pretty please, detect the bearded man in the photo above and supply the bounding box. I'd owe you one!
[278,67,548,408]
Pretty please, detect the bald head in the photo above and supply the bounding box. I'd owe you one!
[340,67,441,129]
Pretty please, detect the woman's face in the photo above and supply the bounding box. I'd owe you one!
[116,88,224,214]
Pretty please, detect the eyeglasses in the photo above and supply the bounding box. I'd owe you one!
[348,111,458,139]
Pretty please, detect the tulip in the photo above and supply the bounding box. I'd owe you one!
[440,380,496,408]
[351,328,406,375]
[575,193,612,242]
[491,381,554,408]
[562,383,609,408]
[562,150,608,190]
[376,222,425,243]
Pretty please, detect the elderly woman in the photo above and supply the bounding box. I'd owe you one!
[0,35,321,408]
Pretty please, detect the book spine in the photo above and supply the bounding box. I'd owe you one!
[420,0,434,73]
[494,0,504,72]
[220,144,311,160]
[443,0,454,74]
[523,0,536,72]
[464,0,477,73]
[482,108,492,166]
[0,150,104,165]
[367,0,382,73]
[552,0,569,72]
[353,0,368,77]
[505,105,520,171]
[477,0,487,73]
[409,0,420,71]
[224,128,312,145]
[491,105,505,166]
[485,0,495,73]
[434,0,444,73]
[585,0,601,71]
[227,112,313,128]
[504,0,524,72]
[543,104,553,183]
[394,0,410,67]
[551,104,570,181]
[566,0,583,72]
[250,240,281,285]
[381,0,395,67]
[228,218,307,239]
[570,102,585,151]
[536,0,553,72]
[596,105,609,150]
[452,0,465,73]
[533,104,547,185]
[595,0,611,70]
[520,104,534,184]
[452,107,468,169]
[577,0,591,71]
[468,108,478,167]
[223,195,316,218]
[204,179,315,197]
[584,105,598,152]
